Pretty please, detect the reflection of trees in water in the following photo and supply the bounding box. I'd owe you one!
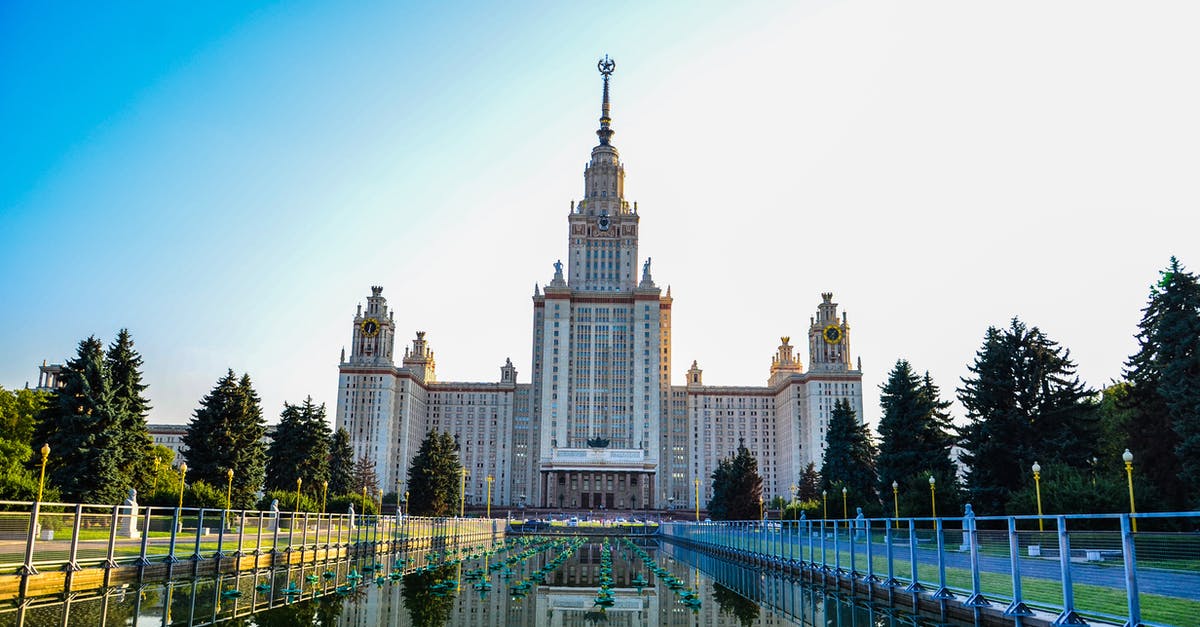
[252,598,317,626]
[712,582,759,627]
[401,564,458,627]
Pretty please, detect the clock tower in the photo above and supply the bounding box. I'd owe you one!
[347,285,396,366]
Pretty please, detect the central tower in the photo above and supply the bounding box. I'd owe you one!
[568,55,639,292]
[528,57,670,509]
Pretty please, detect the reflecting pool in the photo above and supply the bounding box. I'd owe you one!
[2,537,968,626]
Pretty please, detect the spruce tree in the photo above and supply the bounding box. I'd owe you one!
[328,428,355,495]
[958,318,1099,514]
[407,431,461,516]
[265,397,331,494]
[1124,258,1200,508]
[352,454,380,498]
[35,337,127,503]
[105,329,153,489]
[820,399,878,514]
[797,462,821,502]
[182,370,267,508]
[708,441,764,520]
[876,360,925,495]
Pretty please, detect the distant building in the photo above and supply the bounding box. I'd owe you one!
[147,423,278,466]
[334,60,865,511]
[35,361,64,392]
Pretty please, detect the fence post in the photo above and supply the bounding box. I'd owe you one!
[819,519,828,572]
[1119,514,1141,627]
[863,518,877,583]
[234,510,246,558]
[1052,516,1083,625]
[190,509,206,561]
[104,504,120,570]
[136,507,152,566]
[214,509,227,560]
[1004,516,1033,616]
[65,503,83,573]
[884,522,898,587]
[165,507,181,564]
[833,519,842,574]
[963,505,989,607]
[18,502,40,576]
[904,518,924,593]
[848,518,859,577]
[932,518,954,599]
[253,511,264,557]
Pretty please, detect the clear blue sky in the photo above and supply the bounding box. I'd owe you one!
[3,1,1198,427]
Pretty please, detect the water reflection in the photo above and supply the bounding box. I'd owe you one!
[1,537,964,626]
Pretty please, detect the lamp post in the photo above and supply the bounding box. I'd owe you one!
[295,477,303,511]
[928,475,937,520]
[376,489,384,519]
[841,487,848,519]
[321,480,328,515]
[758,496,764,521]
[460,468,469,517]
[403,491,409,516]
[177,463,188,508]
[36,444,49,503]
[789,483,797,520]
[225,468,234,511]
[1032,461,1044,532]
[396,480,402,517]
[486,475,494,518]
[822,490,827,519]
[892,480,899,529]
[152,455,160,496]
[694,478,700,522]
[1118,446,1137,528]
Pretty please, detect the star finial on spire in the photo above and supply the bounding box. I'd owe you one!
[596,55,616,145]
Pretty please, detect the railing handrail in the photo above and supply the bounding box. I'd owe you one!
[659,509,1200,523]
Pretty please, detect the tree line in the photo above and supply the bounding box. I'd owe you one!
[0,332,468,517]
[708,257,1200,519]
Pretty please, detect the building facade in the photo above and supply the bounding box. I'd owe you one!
[334,60,863,511]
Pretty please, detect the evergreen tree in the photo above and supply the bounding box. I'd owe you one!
[820,399,878,514]
[797,462,821,502]
[265,397,331,495]
[707,442,763,520]
[1124,258,1200,508]
[182,370,267,508]
[352,454,380,498]
[406,431,461,517]
[34,337,128,503]
[958,318,1099,514]
[328,428,355,495]
[105,329,153,489]
[876,360,925,495]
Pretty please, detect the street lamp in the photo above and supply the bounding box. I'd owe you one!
[295,477,303,511]
[694,478,700,522]
[1118,446,1137,528]
[396,480,403,517]
[403,491,409,516]
[152,455,161,496]
[321,480,329,514]
[36,444,49,503]
[1032,461,1044,532]
[486,475,494,518]
[225,468,234,511]
[177,463,188,509]
[822,490,827,519]
[758,496,764,521]
[460,468,469,517]
[928,475,937,520]
[841,486,848,519]
[892,480,899,529]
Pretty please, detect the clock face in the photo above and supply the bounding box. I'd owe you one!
[822,324,842,344]
[361,318,381,337]
[598,215,611,231]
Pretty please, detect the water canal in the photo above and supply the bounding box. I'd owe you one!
[3,536,966,626]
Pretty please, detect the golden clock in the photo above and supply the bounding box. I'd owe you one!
[361,318,381,337]
[822,324,842,344]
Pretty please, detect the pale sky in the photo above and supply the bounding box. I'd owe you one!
[2,1,1197,429]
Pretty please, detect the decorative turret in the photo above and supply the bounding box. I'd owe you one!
[686,360,703,388]
[769,336,803,386]
[403,331,437,382]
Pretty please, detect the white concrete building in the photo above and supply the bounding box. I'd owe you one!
[334,59,863,511]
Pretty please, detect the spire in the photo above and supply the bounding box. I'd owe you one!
[596,55,615,146]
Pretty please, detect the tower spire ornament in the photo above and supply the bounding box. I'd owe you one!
[597,55,616,145]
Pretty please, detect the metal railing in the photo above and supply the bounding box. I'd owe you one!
[0,500,504,580]
[659,511,1200,627]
